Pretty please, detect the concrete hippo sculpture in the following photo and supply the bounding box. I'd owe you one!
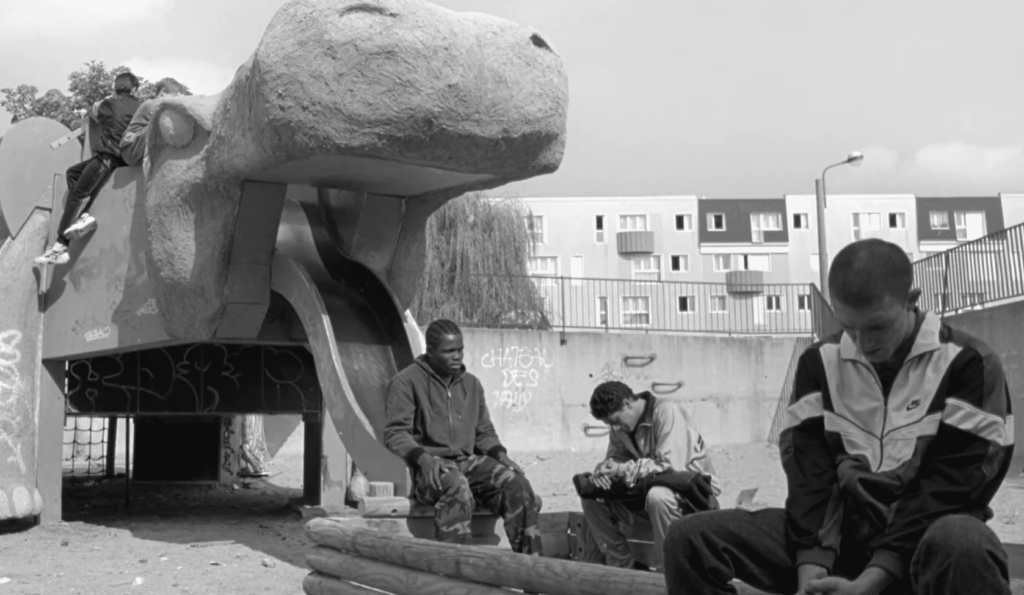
[141,0,567,340]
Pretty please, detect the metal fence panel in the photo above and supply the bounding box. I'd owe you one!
[913,222,1024,315]
[420,274,818,335]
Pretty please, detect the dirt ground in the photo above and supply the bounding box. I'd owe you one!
[2,443,1023,594]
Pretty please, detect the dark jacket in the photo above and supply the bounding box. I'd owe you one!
[383,356,506,465]
[95,93,141,159]
[781,311,1013,580]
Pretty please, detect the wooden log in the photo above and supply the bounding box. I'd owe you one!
[307,546,514,595]
[302,571,388,595]
[306,518,665,595]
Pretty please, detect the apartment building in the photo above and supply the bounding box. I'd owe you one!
[517,194,1024,331]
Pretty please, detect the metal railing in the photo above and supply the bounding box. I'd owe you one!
[810,283,842,338]
[913,222,1024,315]
[424,274,821,335]
[767,336,815,444]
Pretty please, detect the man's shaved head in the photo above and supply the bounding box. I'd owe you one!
[828,239,913,308]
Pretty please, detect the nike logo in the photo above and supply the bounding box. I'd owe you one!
[906,399,921,411]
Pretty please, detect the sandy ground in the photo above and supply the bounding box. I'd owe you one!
[1,442,1023,594]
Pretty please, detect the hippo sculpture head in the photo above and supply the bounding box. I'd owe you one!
[141,0,567,340]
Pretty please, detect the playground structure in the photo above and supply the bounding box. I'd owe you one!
[0,0,567,523]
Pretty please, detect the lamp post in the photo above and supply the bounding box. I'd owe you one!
[815,151,864,303]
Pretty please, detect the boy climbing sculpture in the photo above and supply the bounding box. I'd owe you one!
[664,238,1013,595]
[383,319,543,554]
[35,72,142,265]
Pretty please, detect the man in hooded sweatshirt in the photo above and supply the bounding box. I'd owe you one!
[383,319,543,554]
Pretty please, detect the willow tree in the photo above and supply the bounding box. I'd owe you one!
[411,193,549,328]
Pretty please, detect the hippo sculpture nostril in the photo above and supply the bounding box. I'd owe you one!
[137,0,567,341]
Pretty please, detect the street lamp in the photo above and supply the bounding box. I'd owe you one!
[815,151,864,303]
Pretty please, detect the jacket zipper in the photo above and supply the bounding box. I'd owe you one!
[861,351,923,473]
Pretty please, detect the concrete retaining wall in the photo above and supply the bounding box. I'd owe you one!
[461,329,800,452]
[946,302,1024,470]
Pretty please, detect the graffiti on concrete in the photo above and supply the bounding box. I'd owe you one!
[480,346,554,413]
[66,344,321,415]
[84,326,112,342]
[596,355,655,384]
[136,298,159,316]
[221,416,238,477]
[0,330,26,473]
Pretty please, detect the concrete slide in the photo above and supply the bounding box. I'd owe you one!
[272,189,417,497]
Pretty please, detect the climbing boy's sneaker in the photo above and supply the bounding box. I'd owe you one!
[33,242,69,265]
[64,213,97,240]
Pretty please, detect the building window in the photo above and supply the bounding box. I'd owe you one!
[595,215,605,244]
[751,213,783,243]
[713,254,731,272]
[810,253,819,272]
[597,296,608,327]
[675,214,693,231]
[962,292,985,308]
[797,294,811,312]
[889,212,906,229]
[524,214,545,244]
[528,256,557,275]
[734,254,771,272]
[620,296,651,326]
[929,211,949,230]
[710,295,727,313]
[793,213,810,229]
[670,254,689,272]
[619,214,648,231]
[631,255,662,281]
[765,295,784,312]
[707,213,726,231]
[570,255,584,286]
[677,295,694,313]
[954,211,987,241]
[852,212,881,240]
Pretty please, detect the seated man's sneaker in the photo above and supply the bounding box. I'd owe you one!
[64,213,97,240]
[33,242,69,265]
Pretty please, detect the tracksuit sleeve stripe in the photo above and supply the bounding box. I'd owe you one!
[784,391,823,430]
[943,398,1014,446]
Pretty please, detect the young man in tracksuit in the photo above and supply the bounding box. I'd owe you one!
[577,381,720,571]
[383,319,543,554]
[35,72,142,265]
[664,238,1013,595]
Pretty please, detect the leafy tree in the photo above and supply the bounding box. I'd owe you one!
[1,61,191,130]
[411,193,550,329]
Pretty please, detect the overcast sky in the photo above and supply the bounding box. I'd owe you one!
[1,0,1021,198]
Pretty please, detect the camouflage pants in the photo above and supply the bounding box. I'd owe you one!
[413,454,543,554]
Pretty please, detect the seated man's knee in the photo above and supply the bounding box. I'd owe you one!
[440,469,473,504]
[646,486,679,513]
[919,514,1002,561]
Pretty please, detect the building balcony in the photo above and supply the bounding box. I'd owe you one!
[616,231,654,254]
[726,270,764,294]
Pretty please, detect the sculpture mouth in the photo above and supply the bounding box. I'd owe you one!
[249,153,494,196]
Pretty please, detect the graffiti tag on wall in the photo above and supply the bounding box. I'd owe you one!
[479,346,554,413]
[0,330,26,473]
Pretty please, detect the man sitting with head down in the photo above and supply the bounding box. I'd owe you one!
[576,381,720,572]
[383,319,543,554]
[663,238,1013,595]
